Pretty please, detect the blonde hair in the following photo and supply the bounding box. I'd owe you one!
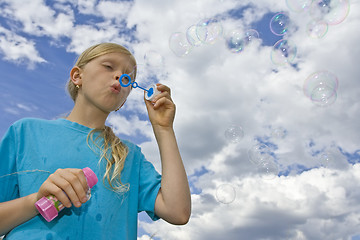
[66,42,137,192]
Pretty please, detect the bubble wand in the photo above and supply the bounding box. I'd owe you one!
[119,74,160,101]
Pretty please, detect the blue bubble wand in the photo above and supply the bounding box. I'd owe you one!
[119,74,159,101]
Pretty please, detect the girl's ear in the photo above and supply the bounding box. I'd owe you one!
[70,66,82,86]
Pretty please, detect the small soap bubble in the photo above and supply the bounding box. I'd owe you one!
[286,0,312,12]
[271,127,286,139]
[169,32,193,57]
[303,71,338,107]
[257,160,279,180]
[215,183,236,204]
[243,29,260,45]
[310,0,350,25]
[318,151,334,167]
[144,51,164,68]
[186,25,203,47]
[225,29,244,53]
[306,20,328,38]
[248,143,272,166]
[196,18,223,44]
[269,12,290,36]
[224,125,244,143]
[270,39,297,66]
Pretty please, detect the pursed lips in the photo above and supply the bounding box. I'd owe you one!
[110,83,121,93]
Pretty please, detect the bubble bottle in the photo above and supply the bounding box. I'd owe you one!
[35,167,98,222]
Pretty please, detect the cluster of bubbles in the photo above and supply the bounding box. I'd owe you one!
[268,12,298,66]
[286,0,350,38]
[303,70,339,107]
[169,18,260,57]
[270,0,349,66]
[248,143,279,180]
[225,28,260,53]
[169,18,223,57]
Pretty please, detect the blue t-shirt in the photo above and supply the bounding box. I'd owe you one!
[0,118,162,240]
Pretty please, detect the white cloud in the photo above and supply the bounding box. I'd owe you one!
[0,26,46,68]
[141,164,360,239]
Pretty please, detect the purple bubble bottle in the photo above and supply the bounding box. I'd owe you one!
[35,167,98,222]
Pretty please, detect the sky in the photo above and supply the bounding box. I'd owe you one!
[0,0,359,239]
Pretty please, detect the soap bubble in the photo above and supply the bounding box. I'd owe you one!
[144,50,164,68]
[224,125,244,143]
[169,32,192,57]
[318,151,334,167]
[303,71,339,107]
[225,29,244,53]
[286,0,312,12]
[306,20,328,38]
[257,160,279,180]
[243,29,260,45]
[196,18,223,44]
[310,0,350,25]
[270,39,297,66]
[310,84,338,107]
[248,143,272,166]
[186,25,203,47]
[215,183,236,204]
[270,12,291,36]
[271,127,286,139]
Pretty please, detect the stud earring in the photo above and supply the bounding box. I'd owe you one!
[76,85,80,89]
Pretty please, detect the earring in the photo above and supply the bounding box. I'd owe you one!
[76,85,80,89]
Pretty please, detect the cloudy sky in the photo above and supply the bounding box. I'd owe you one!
[1,0,360,239]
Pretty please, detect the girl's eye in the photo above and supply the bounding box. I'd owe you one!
[104,64,113,70]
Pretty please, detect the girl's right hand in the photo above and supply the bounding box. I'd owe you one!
[36,168,89,208]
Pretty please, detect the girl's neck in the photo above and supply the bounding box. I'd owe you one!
[66,101,109,130]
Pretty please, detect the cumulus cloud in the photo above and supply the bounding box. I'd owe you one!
[0,26,46,68]
[140,164,360,239]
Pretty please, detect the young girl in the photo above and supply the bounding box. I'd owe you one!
[0,43,191,239]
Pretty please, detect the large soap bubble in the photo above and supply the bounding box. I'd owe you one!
[310,0,350,25]
[303,71,339,107]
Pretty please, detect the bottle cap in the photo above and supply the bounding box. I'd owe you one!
[145,84,161,101]
[82,167,98,188]
[35,196,58,222]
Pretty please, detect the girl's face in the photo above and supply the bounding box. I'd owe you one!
[77,52,135,113]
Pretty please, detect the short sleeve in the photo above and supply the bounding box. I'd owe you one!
[0,125,19,202]
[137,151,162,221]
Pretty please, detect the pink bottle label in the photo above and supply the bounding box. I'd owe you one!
[46,195,65,212]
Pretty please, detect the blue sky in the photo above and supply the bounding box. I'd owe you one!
[1,0,360,239]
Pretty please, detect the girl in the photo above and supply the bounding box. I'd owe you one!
[0,43,191,239]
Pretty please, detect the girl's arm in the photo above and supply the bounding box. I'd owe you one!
[0,193,38,235]
[145,84,191,225]
[0,168,89,235]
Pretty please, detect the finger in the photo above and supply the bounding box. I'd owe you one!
[153,97,173,109]
[46,173,74,208]
[156,84,171,95]
[55,170,87,207]
[151,91,171,104]
[68,169,89,195]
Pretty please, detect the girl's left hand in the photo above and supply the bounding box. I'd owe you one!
[144,84,176,129]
